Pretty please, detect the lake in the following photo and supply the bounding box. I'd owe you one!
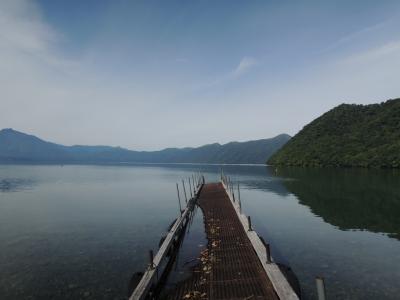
[0,164,399,299]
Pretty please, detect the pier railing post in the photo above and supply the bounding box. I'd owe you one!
[176,183,183,214]
[188,177,193,198]
[316,276,327,300]
[182,180,188,204]
[247,216,252,231]
[237,183,241,204]
[266,243,271,263]
[149,250,155,269]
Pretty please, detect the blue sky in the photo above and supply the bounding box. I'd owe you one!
[1,0,400,150]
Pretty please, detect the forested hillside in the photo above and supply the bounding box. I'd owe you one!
[268,99,400,168]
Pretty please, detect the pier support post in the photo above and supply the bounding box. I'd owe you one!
[266,243,271,263]
[316,276,326,300]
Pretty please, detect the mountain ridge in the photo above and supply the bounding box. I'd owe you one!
[0,128,290,164]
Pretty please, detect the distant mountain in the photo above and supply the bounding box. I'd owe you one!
[0,129,290,164]
[268,98,400,168]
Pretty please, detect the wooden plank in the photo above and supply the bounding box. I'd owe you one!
[221,181,299,300]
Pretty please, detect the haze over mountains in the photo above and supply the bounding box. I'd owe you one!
[0,129,290,164]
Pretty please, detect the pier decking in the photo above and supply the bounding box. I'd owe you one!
[130,177,299,300]
[166,182,280,299]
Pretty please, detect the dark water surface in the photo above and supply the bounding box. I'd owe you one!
[0,164,399,299]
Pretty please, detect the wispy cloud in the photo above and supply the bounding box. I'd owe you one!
[0,0,162,149]
[342,40,400,64]
[320,20,389,54]
[188,56,259,93]
[233,56,258,76]
[2,0,400,150]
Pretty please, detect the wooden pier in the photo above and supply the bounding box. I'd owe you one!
[129,175,299,300]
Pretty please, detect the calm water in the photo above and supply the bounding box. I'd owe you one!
[0,164,399,299]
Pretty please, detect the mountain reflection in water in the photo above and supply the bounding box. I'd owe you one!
[270,167,400,240]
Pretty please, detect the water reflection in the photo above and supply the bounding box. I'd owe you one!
[273,167,400,240]
[1,164,400,300]
[0,178,36,192]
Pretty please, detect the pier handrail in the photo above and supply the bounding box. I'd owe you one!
[129,175,205,300]
[221,177,299,300]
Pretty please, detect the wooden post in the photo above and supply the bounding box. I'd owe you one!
[247,216,252,231]
[182,180,188,204]
[192,174,196,194]
[176,183,182,214]
[149,250,155,269]
[265,243,271,263]
[316,276,326,300]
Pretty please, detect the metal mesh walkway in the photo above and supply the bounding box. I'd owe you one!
[165,183,279,300]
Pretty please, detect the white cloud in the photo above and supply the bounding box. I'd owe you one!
[0,0,159,149]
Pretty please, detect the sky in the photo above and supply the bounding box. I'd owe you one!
[1,0,400,150]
